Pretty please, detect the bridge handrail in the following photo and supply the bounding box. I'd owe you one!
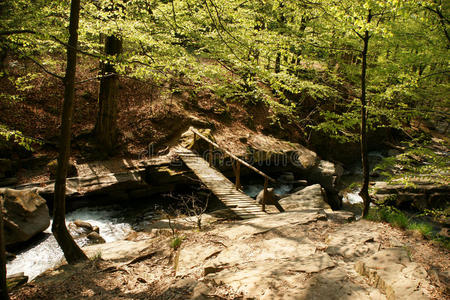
[190,128,276,183]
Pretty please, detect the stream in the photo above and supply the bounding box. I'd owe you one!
[7,183,294,282]
[6,205,159,281]
[340,150,388,206]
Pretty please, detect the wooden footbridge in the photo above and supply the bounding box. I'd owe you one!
[176,128,277,219]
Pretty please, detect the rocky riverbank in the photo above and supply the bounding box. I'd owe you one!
[372,181,449,211]
[2,129,347,251]
[10,190,449,300]
[4,127,449,299]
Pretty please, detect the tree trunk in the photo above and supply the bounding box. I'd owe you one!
[0,197,9,300]
[275,52,281,73]
[52,0,87,264]
[94,35,122,155]
[359,12,372,218]
[0,47,7,75]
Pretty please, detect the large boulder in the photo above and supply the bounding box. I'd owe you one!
[307,160,344,192]
[179,126,216,154]
[0,188,50,246]
[245,135,342,188]
[288,148,318,170]
[293,160,344,210]
[289,145,343,209]
[245,133,318,169]
[255,188,284,212]
[87,232,106,244]
[280,184,330,211]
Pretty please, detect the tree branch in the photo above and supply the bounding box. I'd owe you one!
[0,29,37,36]
[209,0,251,51]
[352,29,364,40]
[203,0,247,66]
[74,73,116,84]
[418,70,450,81]
[24,55,64,80]
[303,40,362,53]
[422,5,450,45]
[0,28,102,59]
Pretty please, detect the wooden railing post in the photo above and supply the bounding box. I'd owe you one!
[263,177,268,212]
[235,161,241,190]
[209,143,213,166]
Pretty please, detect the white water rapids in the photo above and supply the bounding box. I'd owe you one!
[6,207,134,281]
[343,189,364,204]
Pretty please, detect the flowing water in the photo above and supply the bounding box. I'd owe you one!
[343,189,364,204]
[6,205,158,281]
[340,150,388,206]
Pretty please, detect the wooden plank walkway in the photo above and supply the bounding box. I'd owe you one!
[176,147,267,219]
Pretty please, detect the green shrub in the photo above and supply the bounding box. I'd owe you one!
[389,212,409,229]
[368,206,409,229]
[170,236,183,250]
[408,222,434,238]
[368,206,450,250]
[434,236,450,250]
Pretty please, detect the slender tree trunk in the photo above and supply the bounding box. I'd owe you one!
[275,52,281,73]
[359,12,372,218]
[52,0,87,264]
[0,47,7,75]
[94,35,122,155]
[0,197,9,300]
[274,2,284,74]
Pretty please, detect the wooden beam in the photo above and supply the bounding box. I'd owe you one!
[190,128,275,182]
